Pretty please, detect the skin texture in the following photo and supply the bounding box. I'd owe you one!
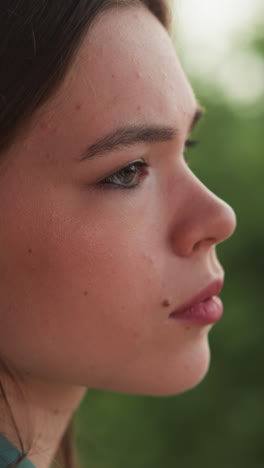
[0,5,236,467]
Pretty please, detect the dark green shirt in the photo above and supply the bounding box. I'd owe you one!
[0,434,36,468]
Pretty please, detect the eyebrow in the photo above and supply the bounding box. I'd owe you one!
[80,107,204,161]
[190,106,205,131]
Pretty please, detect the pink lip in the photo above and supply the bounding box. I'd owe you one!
[169,279,224,325]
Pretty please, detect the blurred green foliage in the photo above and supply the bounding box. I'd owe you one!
[74,22,264,468]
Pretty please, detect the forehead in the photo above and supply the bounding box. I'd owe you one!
[31,5,196,153]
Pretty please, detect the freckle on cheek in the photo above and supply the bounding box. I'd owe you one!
[28,248,32,255]
[75,103,82,111]
[83,291,88,297]
[162,299,171,307]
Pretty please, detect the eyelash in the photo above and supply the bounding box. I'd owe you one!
[97,139,199,190]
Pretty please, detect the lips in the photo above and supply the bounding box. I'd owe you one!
[169,279,224,325]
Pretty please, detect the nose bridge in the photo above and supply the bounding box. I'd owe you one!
[171,169,236,257]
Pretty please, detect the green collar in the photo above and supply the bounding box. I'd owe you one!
[0,434,36,468]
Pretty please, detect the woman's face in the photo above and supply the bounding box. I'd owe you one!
[0,5,236,396]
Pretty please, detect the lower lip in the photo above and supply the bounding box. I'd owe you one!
[169,296,223,325]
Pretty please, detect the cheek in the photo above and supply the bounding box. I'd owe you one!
[42,218,163,338]
[0,188,211,395]
[0,196,164,363]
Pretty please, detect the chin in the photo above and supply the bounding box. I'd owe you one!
[136,361,211,397]
[95,339,211,397]
[151,338,211,397]
[138,336,212,397]
[152,341,211,397]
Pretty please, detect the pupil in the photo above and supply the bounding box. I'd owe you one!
[120,165,136,184]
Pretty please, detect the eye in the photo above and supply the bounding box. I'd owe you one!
[185,139,199,150]
[184,139,199,166]
[97,160,150,190]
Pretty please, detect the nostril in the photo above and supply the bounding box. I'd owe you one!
[193,237,216,252]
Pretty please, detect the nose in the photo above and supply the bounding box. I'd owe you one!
[170,171,237,257]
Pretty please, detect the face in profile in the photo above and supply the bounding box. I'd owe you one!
[0,5,236,396]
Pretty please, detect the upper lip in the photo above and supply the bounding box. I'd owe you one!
[169,279,224,317]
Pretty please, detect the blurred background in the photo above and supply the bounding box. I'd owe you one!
[75,1,264,467]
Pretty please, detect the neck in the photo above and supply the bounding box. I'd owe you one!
[0,376,87,468]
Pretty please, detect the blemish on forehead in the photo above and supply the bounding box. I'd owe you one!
[162,299,171,308]
[39,118,58,135]
[111,73,115,79]
[137,105,141,111]
[40,121,47,130]
[51,126,58,135]
[135,71,141,80]
[45,152,53,162]
[43,152,57,166]
[28,248,32,255]
[185,326,191,331]
[83,291,88,296]
[75,103,82,111]
[132,329,141,340]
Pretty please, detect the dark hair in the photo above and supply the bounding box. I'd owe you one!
[0,0,169,155]
[0,1,169,467]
